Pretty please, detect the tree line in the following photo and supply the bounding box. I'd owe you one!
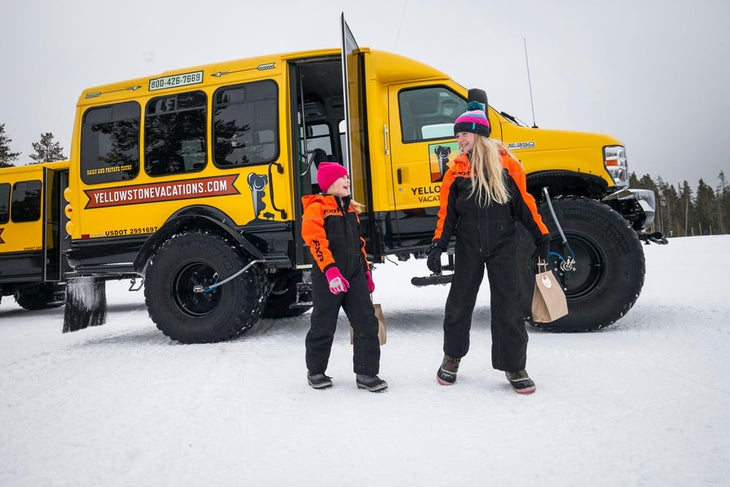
[0,123,66,167]
[630,172,729,237]
[1,123,728,237]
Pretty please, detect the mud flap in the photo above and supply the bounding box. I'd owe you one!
[62,276,107,333]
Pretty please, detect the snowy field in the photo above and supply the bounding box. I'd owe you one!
[1,235,729,486]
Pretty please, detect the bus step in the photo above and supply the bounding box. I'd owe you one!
[411,273,453,287]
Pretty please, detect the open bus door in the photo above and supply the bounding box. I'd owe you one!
[340,13,381,256]
[43,165,70,282]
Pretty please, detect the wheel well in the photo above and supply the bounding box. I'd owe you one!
[526,171,609,202]
[134,207,262,275]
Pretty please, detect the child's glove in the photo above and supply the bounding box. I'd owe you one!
[325,267,350,294]
[365,270,375,293]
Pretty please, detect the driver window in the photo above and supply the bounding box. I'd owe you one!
[398,87,466,143]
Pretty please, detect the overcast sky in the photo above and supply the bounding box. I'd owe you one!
[1,0,728,187]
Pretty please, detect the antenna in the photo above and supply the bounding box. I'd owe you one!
[523,37,537,128]
[394,0,409,50]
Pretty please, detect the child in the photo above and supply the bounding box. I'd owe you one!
[301,162,387,392]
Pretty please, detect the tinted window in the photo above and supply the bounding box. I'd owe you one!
[145,90,207,176]
[81,102,141,184]
[213,80,278,167]
[11,180,42,223]
[0,183,9,224]
[399,87,465,142]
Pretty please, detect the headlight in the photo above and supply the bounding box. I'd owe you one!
[603,145,628,188]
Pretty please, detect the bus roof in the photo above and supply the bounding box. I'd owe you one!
[77,48,453,106]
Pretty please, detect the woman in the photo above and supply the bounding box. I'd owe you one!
[428,102,550,394]
[301,162,387,392]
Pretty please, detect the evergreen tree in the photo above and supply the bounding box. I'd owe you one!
[0,123,20,167]
[679,179,694,237]
[628,172,640,188]
[659,180,680,237]
[694,179,715,235]
[718,171,728,235]
[29,132,66,164]
[638,174,657,193]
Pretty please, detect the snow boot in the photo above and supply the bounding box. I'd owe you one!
[307,372,333,389]
[437,355,461,385]
[356,374,388,392]
[506,370,536,394]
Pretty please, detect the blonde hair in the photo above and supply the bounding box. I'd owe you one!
[469,135,510,206]
[349,199,365,213]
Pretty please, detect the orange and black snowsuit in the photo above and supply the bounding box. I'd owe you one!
[433,150,549,371]
[301,193,380,376]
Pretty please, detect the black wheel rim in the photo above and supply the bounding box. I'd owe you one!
[172,262,221,316]
[550,233,606,301]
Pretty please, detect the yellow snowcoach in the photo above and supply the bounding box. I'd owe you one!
[4,16,663,341]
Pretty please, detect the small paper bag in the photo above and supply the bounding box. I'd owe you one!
[531,268,568,323]
[350,303,387,346]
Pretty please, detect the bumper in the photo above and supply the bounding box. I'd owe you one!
[603,188,663,241]
[627,188,656,229]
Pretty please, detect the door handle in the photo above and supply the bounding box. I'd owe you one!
[383,125,390,156]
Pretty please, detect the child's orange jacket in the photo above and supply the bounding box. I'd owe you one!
[301,194,369,276]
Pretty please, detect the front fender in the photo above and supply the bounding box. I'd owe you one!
[134,206,263,274]
[526,171,609,201]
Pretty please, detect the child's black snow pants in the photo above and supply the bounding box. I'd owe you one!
[305,266,380,376]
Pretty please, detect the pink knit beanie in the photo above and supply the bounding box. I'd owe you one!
[317,162,348,193]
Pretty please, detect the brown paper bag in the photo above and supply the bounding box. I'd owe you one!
[350,303,387,346]
[531,269,568,323]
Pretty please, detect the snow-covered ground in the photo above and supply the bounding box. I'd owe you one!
[1,235,729,486]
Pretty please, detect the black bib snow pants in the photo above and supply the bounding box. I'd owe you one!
[438,173,540,372]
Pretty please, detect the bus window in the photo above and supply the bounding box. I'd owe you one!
[11,180,42,223]
[213,80,278,167]
[145,90,207,176]
[398,87,465,143]
[80,101,141,184]
[0,183,9,224]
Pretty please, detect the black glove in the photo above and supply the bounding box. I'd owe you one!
[427,241,445,274]
[536,236,550,264]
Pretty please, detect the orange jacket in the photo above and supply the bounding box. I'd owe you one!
[301,194,369,274]
[433,149,549,243]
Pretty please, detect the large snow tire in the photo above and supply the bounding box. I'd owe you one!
[15,282,65,310]
[145,231,269,343]
[516,196,645,332]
